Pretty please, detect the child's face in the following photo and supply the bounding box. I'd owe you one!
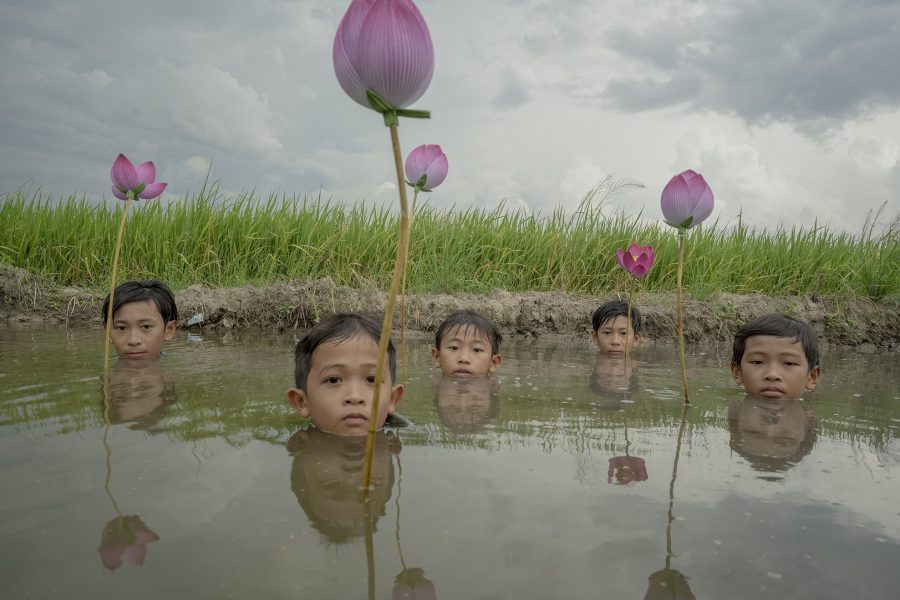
[432,325,501,377]
[287,334,403,436]
[591,315,640,357]
[110,299,176,359]
[731,335,820,400]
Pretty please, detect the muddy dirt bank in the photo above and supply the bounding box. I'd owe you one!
[2,264,898,348]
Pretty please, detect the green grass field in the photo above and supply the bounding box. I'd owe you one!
[1,186,897,300]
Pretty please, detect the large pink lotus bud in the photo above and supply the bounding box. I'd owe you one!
[660,170,714,230]
[616,243,655,278]
[110,154,167,200]
[404,144,448,191]
[333,0,434,112]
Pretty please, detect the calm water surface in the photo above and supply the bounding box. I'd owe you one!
[1,325,898,599]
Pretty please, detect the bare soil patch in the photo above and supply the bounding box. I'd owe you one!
[2,263,898,348]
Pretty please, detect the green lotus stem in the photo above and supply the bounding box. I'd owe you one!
[676,231,689,404]
[363,124,411,490]
[624,278,635,374]
[103,194,134,374]
[399,189,420,384]
[666,405,690,569]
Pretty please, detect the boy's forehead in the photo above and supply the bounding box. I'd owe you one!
[744,335,805,354]
[114,299,164,320]
[444,324,490,343]
[310,333,380,365]
[599,315,629,328]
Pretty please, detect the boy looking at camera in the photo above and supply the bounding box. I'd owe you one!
[287,313,404,437]
[731,314,820,400]
[101,280,178,359]
[432,310,502,377]
[590,300,641,357]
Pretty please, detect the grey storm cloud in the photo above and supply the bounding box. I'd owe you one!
[603,0,900,133]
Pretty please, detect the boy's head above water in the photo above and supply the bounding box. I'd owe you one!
[288,313,403,436]
[731,313,820,400]
[101,280,178,359]
[432,310,502,377]
[590,300,641,357]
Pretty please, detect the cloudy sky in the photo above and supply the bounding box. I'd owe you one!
[1,0,898,233]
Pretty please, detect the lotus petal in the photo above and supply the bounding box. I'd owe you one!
[137,182,167,199]
[110,154,138,191]
[111,186,128,201]
[135,161,156,185]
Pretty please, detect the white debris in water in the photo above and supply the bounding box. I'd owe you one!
[713,539,723,545]
[766,572,783,580]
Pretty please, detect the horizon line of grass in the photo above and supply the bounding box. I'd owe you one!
[1,185,897,300]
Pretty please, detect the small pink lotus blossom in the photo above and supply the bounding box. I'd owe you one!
[405,144,448,191]
[661,169,714,230]
[616,243,655,278]
[333,0,434,111]
[110,154,167,200]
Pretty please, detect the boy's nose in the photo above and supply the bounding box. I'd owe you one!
[344,381,368,404]
[457,352,471,364]
[127,331,142,346]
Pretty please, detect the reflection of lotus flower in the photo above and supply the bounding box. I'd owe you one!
[110,154,167,200]
[660,170,713,230]
[393,567,437,600]
[616,243,655,278]
[643,568,696,600]
[97,515,160,570]
[608,456,649,484]
[405,144,448,191]
[333,0,435,110]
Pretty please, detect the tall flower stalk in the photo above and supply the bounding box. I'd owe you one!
[660,170,714,404]
[104,154,167,374]
[333,0,435,488]
[399,144,448,382]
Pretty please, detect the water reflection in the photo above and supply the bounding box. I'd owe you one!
[608,405,648,485]
[728,396,818,474]
[97,515,160,571]
[644,406,696,600]
[392,449,437,600]
[287,428,400,544]
[433,376,500,432]
[101,359,177,429]
[589,355,639,406]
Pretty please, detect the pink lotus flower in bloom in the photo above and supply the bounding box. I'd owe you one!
[660,169,714,230]
[333,0,434,110]
[110,154,167,200]
[616,243,655,278]
[405,144,448,191]
[97,515,160,570]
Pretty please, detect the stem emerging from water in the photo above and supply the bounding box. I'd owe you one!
[363,124,410,490]
[104,195,134,374]
[666,405,690,569]
[624,278,634,374]
[676,231,689,404]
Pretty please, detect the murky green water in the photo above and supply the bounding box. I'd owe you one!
[1,325,898,599]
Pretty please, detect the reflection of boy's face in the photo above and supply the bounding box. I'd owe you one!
[106,359,172,422]
[735,397,807,459]
[432,325,501,377]
[287,334,403,436]
[591,354,636,395]
[110,299,176,359]
[731,335,819,400]
[434,377,499,431]
[288,428,397,542]
[591,316,640,357]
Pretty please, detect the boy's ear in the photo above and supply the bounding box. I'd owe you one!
[632,333,641,347]
[431,348,441,368]
[805,366,821,391]
[487,354,502,374]
[730,363,743,385]
[590,329,599,345]
[287,388,311,418]
[163,320,177,341]
[387,384,404,414]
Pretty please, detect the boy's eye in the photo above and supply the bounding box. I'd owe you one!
[447,345,459,351]
[784,361,799,367]
[473,347,484,353]
[142,324,153,330]
[366,375,377,384]
[323,376,341,384]
[749,360,764,365]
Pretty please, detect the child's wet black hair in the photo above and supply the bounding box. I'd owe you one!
[293,313,396,391]
[101,280,179,324]
[731,313,819,370]
[434,310,502,355]
[591,300,642,334]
